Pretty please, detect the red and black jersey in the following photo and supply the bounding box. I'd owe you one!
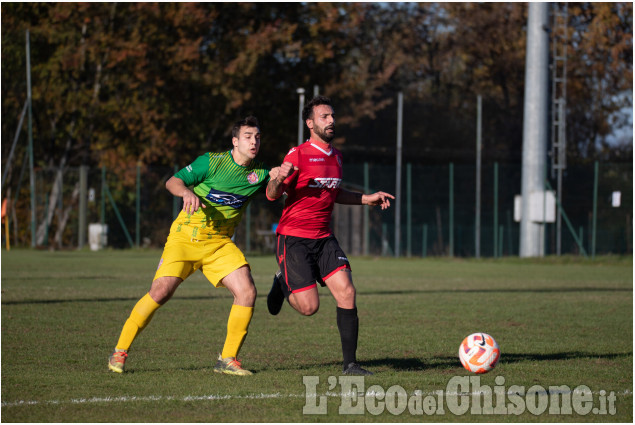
[272,140,343,239]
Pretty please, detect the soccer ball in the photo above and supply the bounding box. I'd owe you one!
[458,332,500,374]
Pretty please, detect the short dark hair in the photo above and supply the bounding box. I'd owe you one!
[302,96,333,123]
[232,116,260,138]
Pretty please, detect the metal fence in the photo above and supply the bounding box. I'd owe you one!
[3,161,631,257]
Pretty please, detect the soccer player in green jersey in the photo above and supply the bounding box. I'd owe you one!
[108,116,269,376]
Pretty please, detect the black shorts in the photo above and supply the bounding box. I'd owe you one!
[276,234,351,294]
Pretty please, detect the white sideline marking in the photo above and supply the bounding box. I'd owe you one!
[3,390,632,408]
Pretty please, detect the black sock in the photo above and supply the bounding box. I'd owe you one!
[336,307,358,369]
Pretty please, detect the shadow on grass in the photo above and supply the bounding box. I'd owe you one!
[366,351,633,372]
[3,285,631,306]
[272,351,633,373]
[118,351,632,374]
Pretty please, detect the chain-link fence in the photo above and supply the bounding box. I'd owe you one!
[3,161,631,257]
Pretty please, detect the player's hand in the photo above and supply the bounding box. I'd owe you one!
[182,188,205,214]
[363,191,395,210]
[269,167,281,181]
[276,161,297,182]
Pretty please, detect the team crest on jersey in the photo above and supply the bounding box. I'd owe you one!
[247,171,259,184]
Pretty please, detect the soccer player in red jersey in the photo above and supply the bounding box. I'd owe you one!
[266,96,394,375]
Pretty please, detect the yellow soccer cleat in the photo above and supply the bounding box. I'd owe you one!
[213,354,253,376]
[108,349,128,373]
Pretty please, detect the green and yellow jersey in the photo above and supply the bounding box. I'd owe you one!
[172,150,270,238]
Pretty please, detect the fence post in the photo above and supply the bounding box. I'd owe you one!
[173,164,179,220]
[422,224,428,258]
[407,163,412,257]
[591,161,598,259]
[245,203,251,252]
[136,163,140,248]
[101,166,106,231]
[27,30,36,248]
[363,162,369,256]
[475,95,482,258]
[78,165,88,249]
[449,162,454,257]
[493,162,499,257]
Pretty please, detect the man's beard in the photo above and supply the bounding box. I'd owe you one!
[314,125,334,142]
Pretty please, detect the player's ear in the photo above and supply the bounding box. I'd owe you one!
[232,137,238,147]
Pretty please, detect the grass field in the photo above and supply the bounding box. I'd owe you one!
[1,249,632,422]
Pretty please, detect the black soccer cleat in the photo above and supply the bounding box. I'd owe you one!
[267,272,285,315]
[343,362,374,376]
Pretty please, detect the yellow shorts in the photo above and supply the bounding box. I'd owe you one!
[154,226,248,287]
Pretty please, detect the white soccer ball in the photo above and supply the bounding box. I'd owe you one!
[458,332,500,374]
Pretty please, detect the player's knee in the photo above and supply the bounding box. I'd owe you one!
[299,305,318,316]
[340,285,356,303]
[244,284,257,304]
[297,301,319,316]
[150,287,174,304]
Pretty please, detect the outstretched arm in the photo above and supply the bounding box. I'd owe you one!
[266,161,297,200]
[336,189,395,210]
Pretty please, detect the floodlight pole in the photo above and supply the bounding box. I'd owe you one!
[519,3,549,257]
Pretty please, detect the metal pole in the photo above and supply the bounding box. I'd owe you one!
[494,162,499,257]
[394,92,403,257]
[246,203,251,253]
[422,224,428,258]
[136,163,140,248]
[449,163,454,257]
[172,164,179,219]
[475,95,482,258]
[78,165,88,249]
[592,161,599,259]
[1,101,28,193]
[101,166,106,228]
[297,88,305,146]
[520,2,549,257]
[363,162,369,256]
[26,30,36,247]
[407,163,412,257]
[313,85,319,97]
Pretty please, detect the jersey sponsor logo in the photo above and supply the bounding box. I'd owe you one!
[247,171,260,184]
[186,165,193,172]
[309,157,325,162]
[205,188,249,209]
[308,177,342,189]
[287,147,297,155]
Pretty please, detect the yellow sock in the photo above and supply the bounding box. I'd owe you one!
[115,293,161,351]
[221,305,254,359]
